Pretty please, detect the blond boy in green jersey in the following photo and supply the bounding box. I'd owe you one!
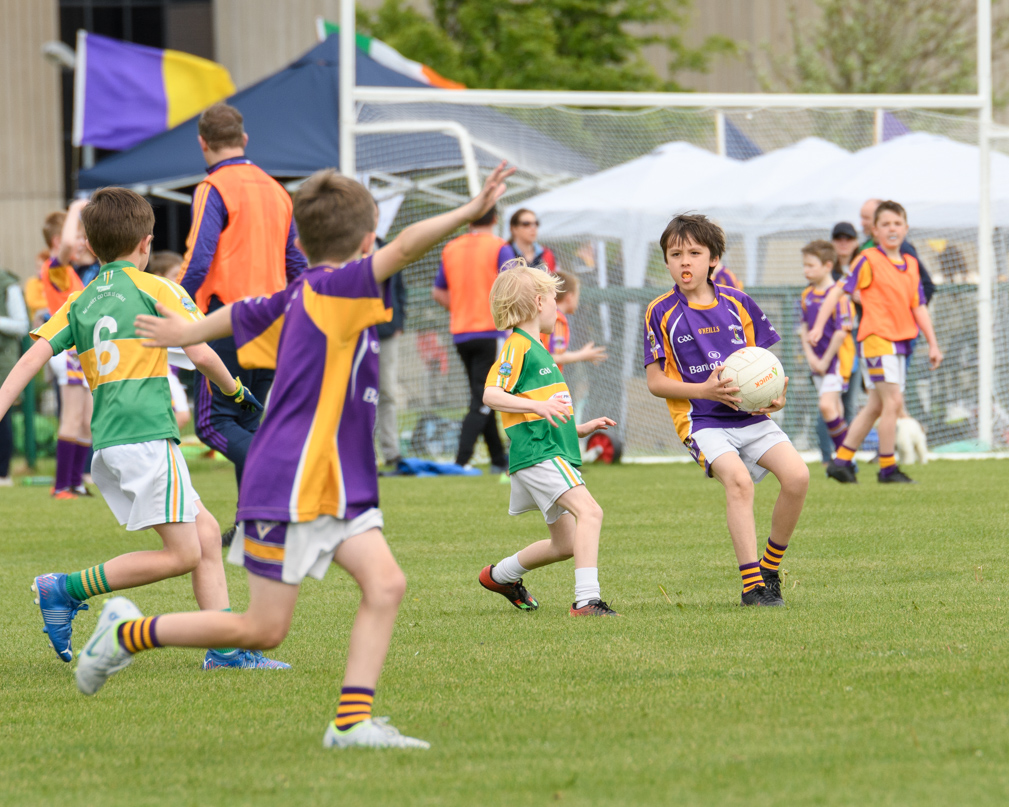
[0,188,285,669]
[478,260,618,616]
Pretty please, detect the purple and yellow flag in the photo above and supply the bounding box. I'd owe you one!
[72,31,235,150]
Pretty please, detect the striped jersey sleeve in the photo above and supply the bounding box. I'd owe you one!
[486,335,529,392]
[31,292,82,354]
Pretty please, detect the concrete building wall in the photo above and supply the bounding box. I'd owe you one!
[0,0,64,280]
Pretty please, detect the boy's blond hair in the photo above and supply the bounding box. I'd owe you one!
[490,258,561,330]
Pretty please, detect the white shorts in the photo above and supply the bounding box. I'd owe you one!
[92,439,200,531]
[687,420,792,483]
[230,508,385,585]
[862,354,906,392]
[509,457,584,524]
[812,373,849,395]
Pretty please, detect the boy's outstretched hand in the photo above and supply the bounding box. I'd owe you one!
[577,417,617,438]
[135,303,187,348]
[750,377,789,415]
[464,161,517,222]
[703,366,742,410]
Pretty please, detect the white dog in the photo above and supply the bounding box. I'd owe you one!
[895,416,929,465]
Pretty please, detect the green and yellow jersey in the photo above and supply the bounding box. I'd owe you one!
[486,328,580,474]
[32,260,203,450]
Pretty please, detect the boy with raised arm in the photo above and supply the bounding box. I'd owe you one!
[799,241,855,458]
[478,260,617,616]
[809,201,942,484]
[77,163,515,750]
[0,188,286,670]
[643,214,809,606]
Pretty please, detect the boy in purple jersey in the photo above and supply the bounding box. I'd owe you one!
[72,162,515,751]
[643,214,809,607]
[798,241,855,458]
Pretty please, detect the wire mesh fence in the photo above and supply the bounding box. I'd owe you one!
[363,102,1005,460]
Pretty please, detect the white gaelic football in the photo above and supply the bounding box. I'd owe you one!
[719,346,786,412]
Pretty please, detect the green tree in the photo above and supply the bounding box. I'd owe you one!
[758,0,1009,96]
[359,0,735,92]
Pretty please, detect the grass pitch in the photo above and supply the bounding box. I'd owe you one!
[2,458,1009,806]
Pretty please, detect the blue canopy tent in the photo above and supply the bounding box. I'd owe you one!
[78,34,597,196]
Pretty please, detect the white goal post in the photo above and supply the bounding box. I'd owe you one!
[338,0,1002,452]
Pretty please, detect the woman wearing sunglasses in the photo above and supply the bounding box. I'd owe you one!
[500,209,557,273]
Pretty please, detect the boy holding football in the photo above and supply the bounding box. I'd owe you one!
[798,240,856,458]
[643,214,809,606]
[74,163,516,750]
[479,259,617,616]
[808,201,942,484]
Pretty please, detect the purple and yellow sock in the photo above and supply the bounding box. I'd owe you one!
[54,439,75,491]
[825,417,848,449]
[740,562,764,593]
[116,617,161,654]
[835,445,856,467]
[334,686,374,732]
[879,453,896,477]
[760,539,788,572]
[65,564,110,601]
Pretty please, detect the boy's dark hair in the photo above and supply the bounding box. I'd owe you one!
[148,250,184,277]
[80,188,155,263]
[659,214,726,267]
[472,206,498,228]
[801,240,837,268]
[293,169,376,264]
[873,200,907,224]
[555,270,579,302]
[42,211,66,249]
[198,103,245,151]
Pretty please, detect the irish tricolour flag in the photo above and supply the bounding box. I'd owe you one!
[316,18,465,89]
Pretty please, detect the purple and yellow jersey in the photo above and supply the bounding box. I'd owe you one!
[842,248,924,357]
[232,256,392,524]
[31,261,203,449]
[643,283,780,442]
[800,286,855,379]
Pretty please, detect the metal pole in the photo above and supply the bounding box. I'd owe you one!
[21,336,36,469]
[338,0,356,178]
[873,108,884,144]
[715,111,726,156]
[978,0,994,448]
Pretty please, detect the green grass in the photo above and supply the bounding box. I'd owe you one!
[3,459,1009,806]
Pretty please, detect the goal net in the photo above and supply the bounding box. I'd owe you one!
[351,96,1006,462]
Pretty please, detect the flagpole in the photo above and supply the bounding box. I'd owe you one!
[339,0,356,178]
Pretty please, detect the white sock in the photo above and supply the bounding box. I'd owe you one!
[574,567,600,608]
[492,553,528,584]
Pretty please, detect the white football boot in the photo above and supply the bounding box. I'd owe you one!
[323,717,430,749]
[75,598,143,695]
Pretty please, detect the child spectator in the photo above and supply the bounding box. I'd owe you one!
[798,241,855,461]
[644,214,808,606]
[711,260,743,290]
[41,204,92,497]
[25,250,51,325]
[148,250,184,284]
[542,271,607,370]
[810,201,942,484]
[1,188,285,670]
[79,163,517,750]
[479,260,617,616]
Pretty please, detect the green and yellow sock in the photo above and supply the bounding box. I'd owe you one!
[116,617,161,654]
[65,564,110,602]
[739,562,763,593]
[334,687,374,732]
[759,539,788,572]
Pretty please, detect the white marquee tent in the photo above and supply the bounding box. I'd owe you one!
[517,132,1009,286]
